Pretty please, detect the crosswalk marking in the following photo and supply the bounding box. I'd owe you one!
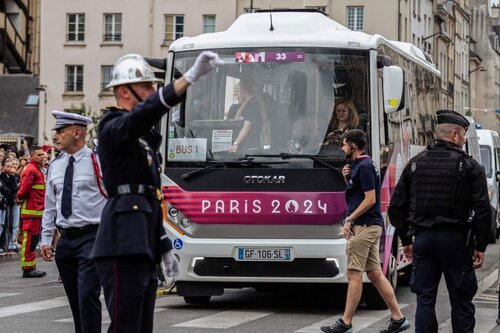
[53,295,182,324]
[295,304,408,333]
[439,307,499,333]
[173,309,275,329]
[475,294,498,300]
[474,292,499,305]
[55,308,167,324]
[0,286,496,331]
[477,269,499,295]
[0,296,68,318]
[0,293,22,298]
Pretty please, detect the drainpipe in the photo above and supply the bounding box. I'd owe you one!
[398,0,401,41]
[148,0,154,56]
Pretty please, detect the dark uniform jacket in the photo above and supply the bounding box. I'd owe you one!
[388,140,491,252]
[92,83,183,262]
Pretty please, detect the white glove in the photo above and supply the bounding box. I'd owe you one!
[161,250,179,277]
[183,51,224,84]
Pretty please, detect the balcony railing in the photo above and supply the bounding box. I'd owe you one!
[103,33,121,42]
[66,33,85,42]
[101,82,113,91]
[65,81,84,93]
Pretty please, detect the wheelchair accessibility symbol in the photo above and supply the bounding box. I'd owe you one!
[173,238,183,250]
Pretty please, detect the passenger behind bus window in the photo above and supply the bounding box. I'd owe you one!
[323,98,360,146]
[228,79,263,152]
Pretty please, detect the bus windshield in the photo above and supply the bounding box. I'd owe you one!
[166,48,369,167]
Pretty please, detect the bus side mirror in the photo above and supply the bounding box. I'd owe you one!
[383,66,405,114]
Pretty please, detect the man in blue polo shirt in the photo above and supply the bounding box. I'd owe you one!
[321,129,409,333]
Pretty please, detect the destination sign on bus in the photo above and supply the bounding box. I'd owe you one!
[167,138,207,162]
[235,51,305,63]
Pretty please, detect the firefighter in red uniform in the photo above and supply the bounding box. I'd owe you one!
[17,146,46,278]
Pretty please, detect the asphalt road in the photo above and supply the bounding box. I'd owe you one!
[0,243,498,333]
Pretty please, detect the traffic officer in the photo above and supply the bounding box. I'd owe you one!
[92,51,223,333]
[41,111,107,333]
[388,110,491,333]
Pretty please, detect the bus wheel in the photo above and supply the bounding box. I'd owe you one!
[364,254,397,310]
[183,296,211,304]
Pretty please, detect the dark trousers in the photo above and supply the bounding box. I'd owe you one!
[94,256,158,333]
[411,228,477,333]
[55,230,102,333]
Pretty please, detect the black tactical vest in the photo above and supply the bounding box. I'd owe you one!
[410,147,470,218]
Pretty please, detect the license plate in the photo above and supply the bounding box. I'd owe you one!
[236,248,292,261]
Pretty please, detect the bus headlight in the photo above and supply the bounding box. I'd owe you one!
[169,207,179,217]
[180,217,191,228]
[167,206,179,224]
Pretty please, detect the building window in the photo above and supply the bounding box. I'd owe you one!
[65,65,83,92]
[101,65,113,91]
[104,13,122,42]
[164,15,184,43]
[25,94,39,107]
[203,15,216,33]
[67,13,85,42]
[346,7,364,31]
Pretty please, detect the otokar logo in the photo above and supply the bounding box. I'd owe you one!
[243,175,286,184]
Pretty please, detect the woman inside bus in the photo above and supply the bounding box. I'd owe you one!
[323,98,360,146]
[228,79,264,152]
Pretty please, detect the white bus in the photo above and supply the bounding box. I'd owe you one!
[477,128,500,237]
[157,9,441,308]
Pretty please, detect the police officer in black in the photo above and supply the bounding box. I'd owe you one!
[388,110,491,333]
[92,51,223,333]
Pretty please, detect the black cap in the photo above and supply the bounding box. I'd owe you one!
[436,110,469,130]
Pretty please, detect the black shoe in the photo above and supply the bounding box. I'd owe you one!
[380,317,410,333]
[320,319,353,333]
[22,269,46,278]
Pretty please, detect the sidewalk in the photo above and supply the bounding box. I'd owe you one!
[0,251,21,263]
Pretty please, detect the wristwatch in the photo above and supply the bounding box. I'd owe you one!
[342,217,352,226]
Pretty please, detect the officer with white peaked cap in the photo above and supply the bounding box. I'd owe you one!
[52,110,93,130]
[41,110,107,333]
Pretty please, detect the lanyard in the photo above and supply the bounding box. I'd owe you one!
[90,153,108,198]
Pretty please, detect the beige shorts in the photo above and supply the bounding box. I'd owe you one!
[346,224,383,272]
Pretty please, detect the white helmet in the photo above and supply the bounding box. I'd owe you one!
[106,53,163,89]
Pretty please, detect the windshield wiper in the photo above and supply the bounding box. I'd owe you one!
[181,157,288,181]
[244,153,346,175]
